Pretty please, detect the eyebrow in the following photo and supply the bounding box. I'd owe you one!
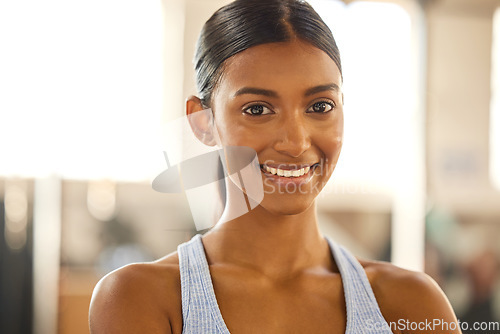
[233,87,278,98]
[304,83,340,96]
[233,83,340,98]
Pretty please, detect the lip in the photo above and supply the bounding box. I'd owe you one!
[259,162,317,170]
[260,163,320,186]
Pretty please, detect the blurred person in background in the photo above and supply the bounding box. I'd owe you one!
[461,249,500,333]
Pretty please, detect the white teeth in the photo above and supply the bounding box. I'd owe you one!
[263,165,311,177]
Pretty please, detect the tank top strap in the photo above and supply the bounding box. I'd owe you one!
[178,234,391,333]
[177,234,230,334]
[325,236,393,333]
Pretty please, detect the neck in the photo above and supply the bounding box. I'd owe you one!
[202,197,334,280]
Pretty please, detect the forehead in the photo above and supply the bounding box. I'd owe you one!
[216,39,342,97]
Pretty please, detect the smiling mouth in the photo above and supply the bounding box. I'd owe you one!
[259,163,320,178]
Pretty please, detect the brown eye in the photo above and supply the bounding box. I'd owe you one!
[307,101,334,113]
[243,104,273,116]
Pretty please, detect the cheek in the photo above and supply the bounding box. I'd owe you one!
[317,119,344,171]
[214,115,271,150]
[318,136,342,169]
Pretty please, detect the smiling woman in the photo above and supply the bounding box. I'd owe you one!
[203,39,343,219]
[89,0,461,333]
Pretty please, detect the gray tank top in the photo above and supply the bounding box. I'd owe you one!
[177,234,392,333]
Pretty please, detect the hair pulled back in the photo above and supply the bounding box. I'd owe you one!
[194,0,342,107]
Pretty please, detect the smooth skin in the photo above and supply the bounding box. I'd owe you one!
[89,39,461,334]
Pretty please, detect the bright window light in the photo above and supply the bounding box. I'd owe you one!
[491,7,500,191]
[308,0,413,195]
[0,0,164,181]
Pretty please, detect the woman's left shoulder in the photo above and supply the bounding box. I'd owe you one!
[358,259,461,333]
[359,258,442,304]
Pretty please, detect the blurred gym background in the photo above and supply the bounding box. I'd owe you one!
[1,0,499,333]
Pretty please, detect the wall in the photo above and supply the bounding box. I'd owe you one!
[426,0,500,216]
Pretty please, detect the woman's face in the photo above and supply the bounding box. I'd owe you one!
[211,39,343,215]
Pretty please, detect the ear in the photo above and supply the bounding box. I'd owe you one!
[186,96,217,146]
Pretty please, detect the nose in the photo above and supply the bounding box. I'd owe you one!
[272,113,311,158]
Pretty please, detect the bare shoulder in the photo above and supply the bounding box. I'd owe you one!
[358,259,461,333]
[89,252,182,334]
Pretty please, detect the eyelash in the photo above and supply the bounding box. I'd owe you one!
[243,104,273,116]
[242,100,335,116]
[306,100,335,113]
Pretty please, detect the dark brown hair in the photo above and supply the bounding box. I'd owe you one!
[194,0,342,108]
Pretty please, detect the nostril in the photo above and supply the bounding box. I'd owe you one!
[273,141,311,158]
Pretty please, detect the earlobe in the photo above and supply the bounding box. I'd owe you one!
[186,96,217,146]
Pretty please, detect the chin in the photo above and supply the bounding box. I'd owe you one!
[260,195,315,216]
